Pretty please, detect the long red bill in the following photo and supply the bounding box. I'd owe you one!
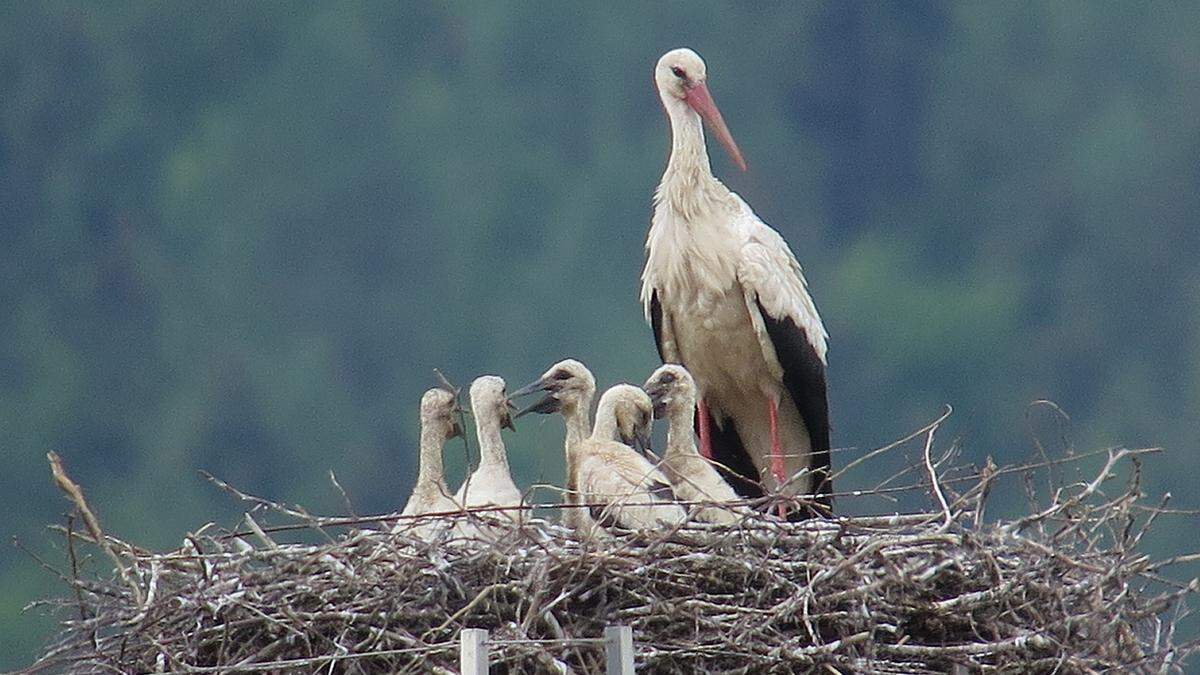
[683,82,747,172]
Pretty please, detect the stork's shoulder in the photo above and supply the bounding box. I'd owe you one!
[729,194,829,357]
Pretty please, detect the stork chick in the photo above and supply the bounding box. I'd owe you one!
[396,388,463,539]
[455,376,522,532]
[643,365,752,524]
[512,359,596,526]
[520,376,684,534]
[576,384,685,533]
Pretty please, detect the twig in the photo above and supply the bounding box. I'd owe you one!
[47,452,143,607]
[329,470,358,518]
[920,413,954,531]
[23,422,1198,674]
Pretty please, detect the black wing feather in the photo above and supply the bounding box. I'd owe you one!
[755,298,832,508]
[649,290,666,361]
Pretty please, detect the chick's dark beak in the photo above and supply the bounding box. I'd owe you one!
[516,394,561,418]
[511,377,562,418]
[501,401,517,431]
[642,385,668,420]
[449,419,464,439]
[633,430,653,457]
[509,378,549,399]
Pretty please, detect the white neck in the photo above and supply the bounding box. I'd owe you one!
[590,401,619,441]
[664,401,699,460]
[474,411,509,470]
[665,97,713,177]
[416,423,449,491]
[560,394,593,506]
[656,96,726,219]
[561,393,594,452]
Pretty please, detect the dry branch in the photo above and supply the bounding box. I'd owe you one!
[23,441,1199,674]
[46,452,143,607]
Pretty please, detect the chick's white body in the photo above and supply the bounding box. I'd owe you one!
[455,376,522,533]
[396,388,463,540]
[572,385,685,535]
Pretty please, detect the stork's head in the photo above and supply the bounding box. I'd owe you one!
[654,47,746,171]
[420,387,463,440]
[641,364,697,420]
[597,384,654,456]
[469,375,516,431]
[512,359,596,417]
[655,48,708,100]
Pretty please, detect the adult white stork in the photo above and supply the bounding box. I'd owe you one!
[639,48,832,516]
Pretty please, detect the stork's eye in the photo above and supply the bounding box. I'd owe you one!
[671,66,686,79]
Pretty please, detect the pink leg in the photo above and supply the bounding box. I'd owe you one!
[697,400,714,460]
[767,399,787,518]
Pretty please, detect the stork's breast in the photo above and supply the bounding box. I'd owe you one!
[669,286,781,409]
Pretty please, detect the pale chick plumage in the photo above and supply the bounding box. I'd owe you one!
[642,365,752,524]
[396,388,464,539]
[571,385,686,535]
[640,47,832,506]
[512,359,596,528]
[454,376,523,535]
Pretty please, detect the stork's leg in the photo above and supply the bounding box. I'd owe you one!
[697,400,714,460]
[767,398,787,518]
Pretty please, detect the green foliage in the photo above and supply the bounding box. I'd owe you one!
[2,3,1197,667]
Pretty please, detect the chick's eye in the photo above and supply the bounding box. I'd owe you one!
[552,370,572,381]
[671,66,686,79]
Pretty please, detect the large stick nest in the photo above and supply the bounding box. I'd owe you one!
[22,425,1200,673]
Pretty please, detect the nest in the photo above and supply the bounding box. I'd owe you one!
[22,422,1200,674]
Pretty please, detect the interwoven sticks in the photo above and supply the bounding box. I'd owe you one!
[24,445,1198,674]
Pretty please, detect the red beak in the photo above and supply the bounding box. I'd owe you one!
[683,82,747,172]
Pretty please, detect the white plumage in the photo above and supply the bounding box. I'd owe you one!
[511,359,596,528]
[396,388,463,539]
[572,385,685,534]
[455,376,522,533]
[642,365,751,524]
[639,48,832,511]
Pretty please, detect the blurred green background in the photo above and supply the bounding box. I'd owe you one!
[3,2,1198,667]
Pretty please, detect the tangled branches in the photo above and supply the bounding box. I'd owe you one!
[22,439,1199,673]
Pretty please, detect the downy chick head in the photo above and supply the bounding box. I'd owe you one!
[512,359,596,418]
[420,387,463,440]
[598,384,654,456]
[469,375,515,431]
[642,364,697,420]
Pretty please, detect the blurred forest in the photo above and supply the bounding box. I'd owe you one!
[2,2,1199,667]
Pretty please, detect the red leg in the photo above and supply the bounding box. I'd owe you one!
[697,400,714,460]
[767,399,787,518]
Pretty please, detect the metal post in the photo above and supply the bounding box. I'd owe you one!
[460,628,489,675]
[604,624,635,675]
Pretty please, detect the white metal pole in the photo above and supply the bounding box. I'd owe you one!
[460,628,489,675]
[604,624,635,674]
